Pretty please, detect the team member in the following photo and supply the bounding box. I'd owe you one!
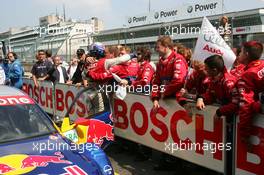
[185,60,210,95]
[196,55,238,118]
[88,43,136,84]
[230,47,245,77]
[121,47,156,88]
[119,46,139,81]
[151,36,188,109]
[236,41,264,145]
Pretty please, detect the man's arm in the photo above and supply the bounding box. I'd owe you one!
[9,63,22,79]
[216,80,239,117]
[32,75,39,87]
[132,64,154,87]
[237,77,255,139]
[151,64,161,101]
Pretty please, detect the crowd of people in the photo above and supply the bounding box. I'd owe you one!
[0,35,263,171]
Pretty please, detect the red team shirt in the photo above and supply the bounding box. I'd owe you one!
[151,51,188,100]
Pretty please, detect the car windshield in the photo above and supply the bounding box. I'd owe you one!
[0,104,56,144]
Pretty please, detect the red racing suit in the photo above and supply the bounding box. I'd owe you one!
[132,61,155,87]
[185,70,210,95]
[236,60,264,139]
[230,64,245,77]
[125,59,139,79]
[199,69,238,117]
[151,51,188,100]
[88,58,128,83]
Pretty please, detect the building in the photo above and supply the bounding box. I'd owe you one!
[92,6,264,60]
[0,15,104,62]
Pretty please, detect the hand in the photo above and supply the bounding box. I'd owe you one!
[38,77,46,81]
[179,88,187,97]
[66,81,72,85]
[86,57,96,64]
[120,79,128,86]
[153,100,160,111]
[196,98,205,110]
[75,83,82,87]
[35,82,39,88]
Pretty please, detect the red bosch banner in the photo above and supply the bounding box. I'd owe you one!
[113,93,264,175]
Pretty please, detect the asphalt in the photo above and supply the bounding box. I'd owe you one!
[105,139,223,175]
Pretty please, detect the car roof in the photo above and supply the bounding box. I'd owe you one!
[0,85,26,96]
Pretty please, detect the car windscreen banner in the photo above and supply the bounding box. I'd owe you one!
[0,96,34,106]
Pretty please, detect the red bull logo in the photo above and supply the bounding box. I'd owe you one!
[21,152,71,168]
[0,152,72,175]
[87,119,114,146]
[0,163,14,174]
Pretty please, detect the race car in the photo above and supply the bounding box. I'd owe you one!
[0,85,114,175]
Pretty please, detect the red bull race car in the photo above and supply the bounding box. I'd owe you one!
[0,86,114,175]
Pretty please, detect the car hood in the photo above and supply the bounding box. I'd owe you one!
[0,133,103,175]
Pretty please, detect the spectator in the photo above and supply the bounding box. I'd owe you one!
[236,41,264,145]
[31,50,53,88]
[0,61,6,85]
[45,49,53,63]
[67,57,78,80]
[48,56,69,83]
[60,56,69,70]
[7,52,24,89]
[219,16,232,47]
[68,49,86,86]
[1,57,10,84]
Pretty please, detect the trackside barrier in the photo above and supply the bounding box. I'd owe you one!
[112,93,264,175]
[22,78,105,121]
[235,113,264,175]
[22,78,264,175]
[112,93,226,173]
